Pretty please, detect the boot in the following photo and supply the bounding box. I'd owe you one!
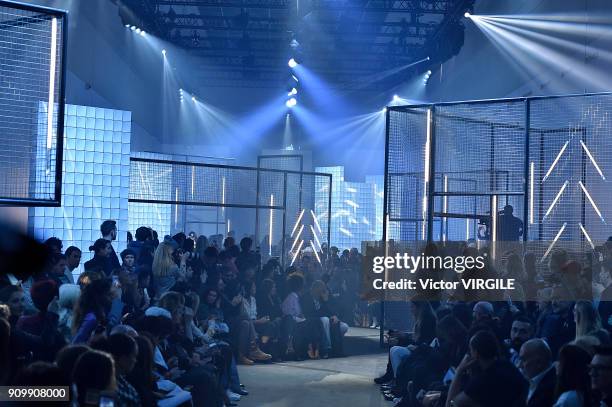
[248,343,272,361]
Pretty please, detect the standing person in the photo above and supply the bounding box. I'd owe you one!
[120,249,137,275]
[84,239,112,274]
[152,238,189,297]
[590,346,612,406]
[101,220,121,275]
[554,344,591,407]
[128,226,153,262]
[64,246,81,283]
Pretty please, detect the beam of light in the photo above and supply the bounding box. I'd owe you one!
[541,222,567,262]
[580,140,606,180]
[291,209,305,236]
[46,17,57,151]
[162,49,167,57]
[464,12,471,18]
[543,180,568,219]
[542,141,569,183]
[310,241,321,264]
[311,209,322,234]
[579,181,605,223]
[470,16,612,92]
[290,225,304,252]
[290,240,304,266]
[292,64,355,115]
[530,162,535,224]
[269,194,274,256]
[354,57,430,89]
[442,175,448,242]
[579,222,595,250]
[422,109,431,240]
[491,195,497,260]
[283,113,293,149]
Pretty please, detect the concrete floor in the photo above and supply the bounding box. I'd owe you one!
[237,328,388,407]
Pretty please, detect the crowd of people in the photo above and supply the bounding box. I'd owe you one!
[0,220,360,407]
[373,241,612,407]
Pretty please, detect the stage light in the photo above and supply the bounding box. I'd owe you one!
[130,25,136,31]
[135,28,141,34]
[192,96,196,102]
[286,97,297,108]
[288,58,298,68]
[288,87,298,96]
[381,107,387,113]
[291,74,299,82]
[579,223,595,250]
[543,180,568,219]
[393,94,400,101]
[464,12,471,18]
[542,140,569,182]
[427,70,432,75]
[140,30,146,36]
[542,223,567,262]
[162,49,167,57]
[125,24,130,28]
[426,56,430,60]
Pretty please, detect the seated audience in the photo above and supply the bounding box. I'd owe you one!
[554,344,591,407]
[519,338,556,407]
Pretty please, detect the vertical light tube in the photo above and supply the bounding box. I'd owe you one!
[529,162,534,224]
[466,218,470,241]
[227,218,231,235]
[47,17,58,150]
[221,177,226,216]
[442,175,448,242]
[422,109,432,240]
[491,195,497,259]
[174,187,179,227]
[191,166,195,197]
[269,194,274,256]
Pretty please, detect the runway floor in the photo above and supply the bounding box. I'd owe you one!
[237,327,388,407]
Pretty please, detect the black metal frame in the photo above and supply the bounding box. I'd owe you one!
[0,0,68,207]
[381,91,612,345]
[128,156,332,267]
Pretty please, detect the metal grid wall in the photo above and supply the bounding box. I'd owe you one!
[383,92,612,334]
[129,157,331,266]
[0,1,66,205]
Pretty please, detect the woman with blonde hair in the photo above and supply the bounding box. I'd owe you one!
[153,237,189,296]
[574,300,610,344]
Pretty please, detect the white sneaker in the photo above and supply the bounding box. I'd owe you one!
[226,390,241,402]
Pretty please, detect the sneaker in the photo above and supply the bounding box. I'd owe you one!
[374,372,393,384]
[249,348,272,361]
[238,356,254,365]
[226,390,241,402]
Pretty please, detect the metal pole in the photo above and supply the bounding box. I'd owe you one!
[380,107,391,347]
[523,99,530,242]
[327,174,332,264]
[426,106,436,243]
[255,165,261,247]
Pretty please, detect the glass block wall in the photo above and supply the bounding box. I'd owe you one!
[29,104,131,274]
[316,166,379,251]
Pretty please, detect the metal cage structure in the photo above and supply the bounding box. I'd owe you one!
[129,157,332,267]
[381,92,612,336]
[0,0,67,206]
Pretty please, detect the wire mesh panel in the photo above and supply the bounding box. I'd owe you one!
[129,157,331,266]
[0,1,66,205]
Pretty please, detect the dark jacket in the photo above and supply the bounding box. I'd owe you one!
[527,366,556,407]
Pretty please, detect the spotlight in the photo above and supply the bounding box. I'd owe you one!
[162,49,167,56]
[130,26,136,31]
[381,107,387,113]
[427,70,432,75]
[464,12,471,18]
[125,24,130,28]
[192,96,196,102]
[288,87,298,96]
[140,30,146,36]
[288,58,298,68]
[393,95,400,102]
[286,97,297,108]
[135,28,141,34]
[426,56,430,61]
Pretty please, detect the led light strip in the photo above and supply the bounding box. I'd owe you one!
[310,241,321,264]
[579,181,605,223]
[269,194,274,256]
[46,18,58,150]
[543,181,568,219]
[541,222,567,262]
[491,195,497,259]
[580,140,606,180]
[579,223,595,250]
[291,209,305,236]
[542,140,569,183]
[289,225,304,252]
[310,225,322,250]
[422,109,432,240]
[529,162,534,224]
[290,240,304,266]
[311,209,322,234]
